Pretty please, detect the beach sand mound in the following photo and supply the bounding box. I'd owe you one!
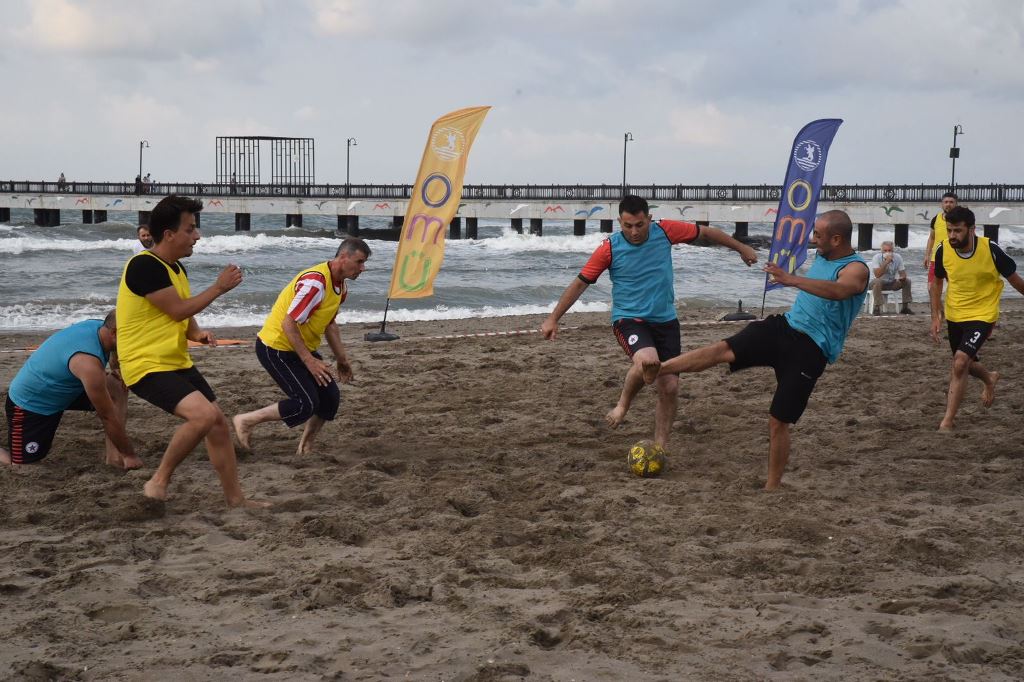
[1,309,1023,679]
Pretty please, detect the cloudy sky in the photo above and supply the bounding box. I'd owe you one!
[1,0,1022,186]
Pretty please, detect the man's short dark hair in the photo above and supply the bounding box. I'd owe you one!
[820,209,853,243]
[336,237,371,258]
[942,191,958,201]
[945,206,975,227]
[137,224,148,234]
[618,195,649,216]
[103,310,117,330]
[150,196,203,243]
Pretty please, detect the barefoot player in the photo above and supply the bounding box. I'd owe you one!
[659,210,868,490]
[541,195,757,452]
[2,312,140,469]
[233,238,370,454]
[929,206,1024,431]
[116,195,265,507]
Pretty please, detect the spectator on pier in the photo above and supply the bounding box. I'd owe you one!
[135,175,144,195]
[57,172,67,191]
[869,241,913,315]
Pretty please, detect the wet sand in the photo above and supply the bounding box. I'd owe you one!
[1,306,1023,680]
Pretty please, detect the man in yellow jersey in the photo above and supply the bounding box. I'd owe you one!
[232,238,370,454]
[929,206,1024,431]
[116,195,265,507]
[924,191,958,285]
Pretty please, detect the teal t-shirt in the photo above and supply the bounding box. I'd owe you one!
[785,252,868,363]
[8,320,108,415]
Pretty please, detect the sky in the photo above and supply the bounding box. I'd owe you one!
[1,0,1022,186]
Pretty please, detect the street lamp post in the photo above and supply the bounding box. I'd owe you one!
[622,132,633,191]
[949,124,964,188]
[138,140,150,180]
[346,137,357,192]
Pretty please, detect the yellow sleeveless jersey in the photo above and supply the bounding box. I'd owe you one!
[258,262,345,352]
[940,236,1004,323]
[116,252,193,386]
[930,212,948,259]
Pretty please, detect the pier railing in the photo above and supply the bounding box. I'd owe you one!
[3,181,1023,203]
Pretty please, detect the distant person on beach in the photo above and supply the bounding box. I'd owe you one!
[924,191,958,284]
[541,194,758,453]
[658,210,868,490]
[1,311,140,470]
[133,224,154,254]
[869,240,912,315]
[232,238,370,455]
[929,206,1024,432]
[116,195,266,508]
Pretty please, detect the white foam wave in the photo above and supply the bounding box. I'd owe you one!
[0,237,138,254]
[455,229,609,253]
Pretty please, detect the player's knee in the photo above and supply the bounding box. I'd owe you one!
[657,374,678,395]
[294,398,318,424]
[952,352,972,374]
[186,403,220,433]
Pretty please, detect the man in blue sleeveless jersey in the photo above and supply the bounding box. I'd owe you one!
[929,206,1024,431]
[660,210,868,490]
[541,195,758,453]
[2,311,140,469]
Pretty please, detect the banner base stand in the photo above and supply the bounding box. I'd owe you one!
[721,299,757,321]
[365,331,400,342]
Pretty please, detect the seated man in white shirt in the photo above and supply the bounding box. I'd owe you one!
[870,240,912,315]
[132,224,154,254]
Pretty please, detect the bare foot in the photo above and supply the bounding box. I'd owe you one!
[232,414,253,451]
[937,422,954,433]
[105,452,123,468]
[0,447,11,465]
[982,371,999,408]
[763,481,782,492]
[642,359,661,384]
[120,454,144,470]
[143,478,168,501]
[605,405,627,428]
[296,439,315,456]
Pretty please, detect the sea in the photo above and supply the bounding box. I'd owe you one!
[2,209,1021,331]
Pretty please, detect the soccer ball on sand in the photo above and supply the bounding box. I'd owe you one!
[627,440,666,478]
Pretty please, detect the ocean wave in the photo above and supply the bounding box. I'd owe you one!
[0,300,610,332]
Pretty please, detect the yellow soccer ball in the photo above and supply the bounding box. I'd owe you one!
[627,440,666,478]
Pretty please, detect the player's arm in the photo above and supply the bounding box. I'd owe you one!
[185,317,218,346]
[542,239,608,340]
[764,261,868,300]
[924,216,936,267]
[281,315,335,387]
[145,265,243,322]
[68,353,135,457]
[324,320,353,383]
[699,226,758,266]
[928,245,946,343]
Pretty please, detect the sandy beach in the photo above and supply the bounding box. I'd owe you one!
[1,305,1023,680]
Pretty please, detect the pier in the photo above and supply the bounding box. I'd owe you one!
[2,181,1022,246]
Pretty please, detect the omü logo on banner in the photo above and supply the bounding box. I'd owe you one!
[765,118,843,292]
[388,106,490,299]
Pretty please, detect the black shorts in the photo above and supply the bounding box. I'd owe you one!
[612,318,681,362]
[5,392,94,464]
[130,366,216,415]
[725,315,827,424]
[947,320,993,359]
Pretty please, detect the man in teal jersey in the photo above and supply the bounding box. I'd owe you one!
[660,210,868,490]
[542,195,758,452]
[2,311,140,469]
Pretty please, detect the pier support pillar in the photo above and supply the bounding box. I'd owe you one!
[894,223,909,248]
[733,221,748,239]
[138,211,151,226]
[286,214,302,228]
[347,215,360,235]
[984,224,999,241]
[600,219,613,233]
[82,210,94,224]
[235,213,251,231]
[573,219,586,236]
[50,209,61,226]
[466,217,478,239]
[0,207,9,223]
[449,217,462,240]
[857,223,873,251]
[94,210,107,223]
[34,208,47,226]
[392,215,404,229]
[529,218,542,236]
[511,218,523,234]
